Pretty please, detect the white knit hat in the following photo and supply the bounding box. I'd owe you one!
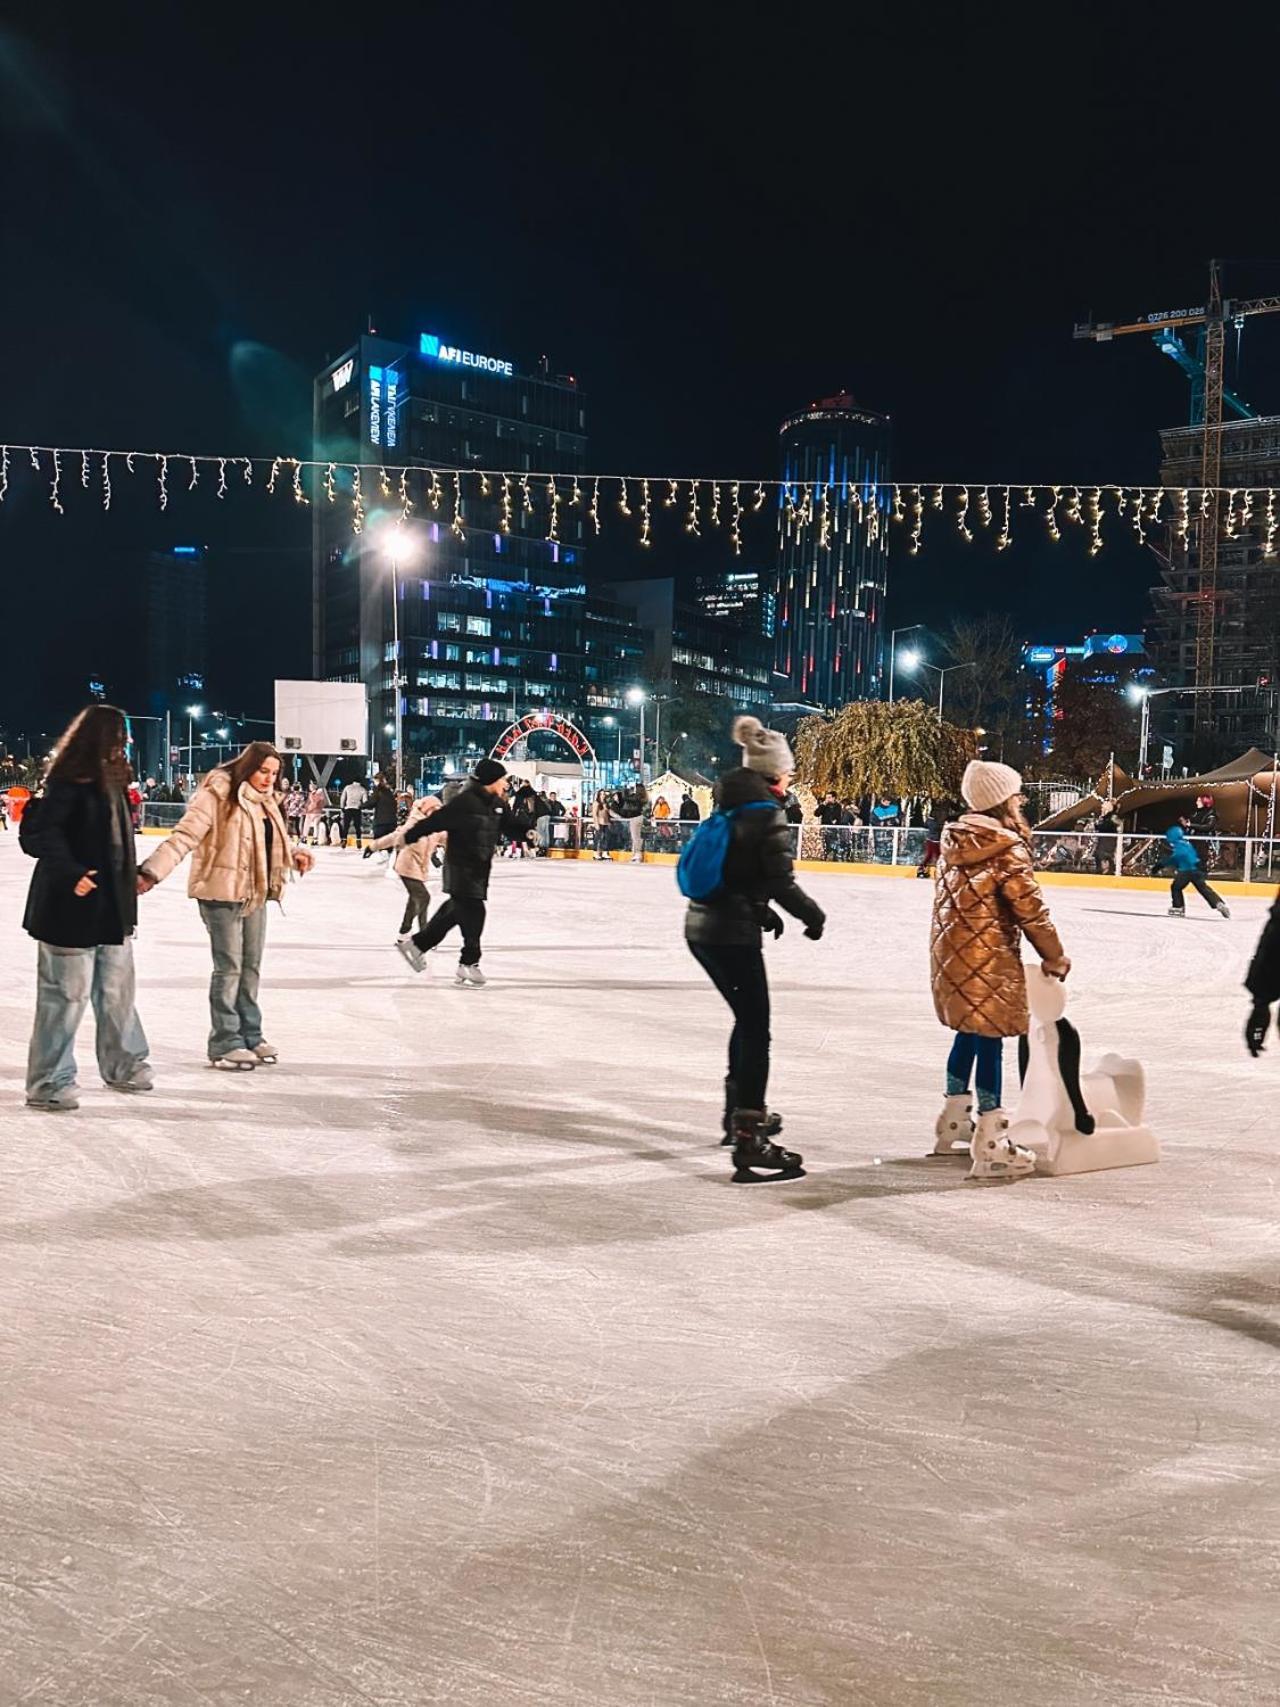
[961,759,1022,813]
[733,715,794,778]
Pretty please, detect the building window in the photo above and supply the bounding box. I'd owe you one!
[465,615,491,637]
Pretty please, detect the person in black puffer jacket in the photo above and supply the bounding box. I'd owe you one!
[686,715,825,1182]
[394,758,531,986]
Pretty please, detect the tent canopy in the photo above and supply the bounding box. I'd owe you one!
[1036,748,1280,832]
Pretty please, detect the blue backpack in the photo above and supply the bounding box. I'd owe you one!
[676,802,776,902]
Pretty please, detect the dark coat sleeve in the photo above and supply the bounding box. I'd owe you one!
[756,816,825,929]
[30,782,93,883]
[405,795,470,841]
[1245,894,1280,1003]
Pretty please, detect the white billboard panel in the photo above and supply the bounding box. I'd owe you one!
[274,681,369,756]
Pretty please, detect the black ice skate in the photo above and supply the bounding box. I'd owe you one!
[721,1078,783,1147]
[730,1110,804,1183]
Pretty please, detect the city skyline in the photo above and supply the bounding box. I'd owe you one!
[2,12,1279,735]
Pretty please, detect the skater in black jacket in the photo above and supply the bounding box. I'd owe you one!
[1244,891,1280,1056]
[686,716,825,1182]
[394,759,531,986]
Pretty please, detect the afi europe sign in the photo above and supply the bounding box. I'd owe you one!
[420,332,514,379]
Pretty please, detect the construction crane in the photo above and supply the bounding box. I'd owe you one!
[1073,260,1280,704]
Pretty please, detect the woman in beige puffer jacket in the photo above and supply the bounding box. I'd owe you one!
[364,795,443,939]
[138,742,313,1069]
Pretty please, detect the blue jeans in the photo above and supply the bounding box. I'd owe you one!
[199,902,268,1059]
[26,940,150,1100]
[946,1032,1004,1112]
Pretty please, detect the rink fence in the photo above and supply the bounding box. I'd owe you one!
[136,805,1280,896]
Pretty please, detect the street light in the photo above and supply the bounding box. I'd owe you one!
[898,656,975,723]
[378,522,421,794]
[626,686,647,780]
[1128,683,1245,775]
[185,704,203,781]
[601,714,622,765]
[888,625,926,703]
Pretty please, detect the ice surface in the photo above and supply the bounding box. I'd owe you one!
[1,838,1278,1706]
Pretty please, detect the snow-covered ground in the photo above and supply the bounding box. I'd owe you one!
[1,836,1278,1706]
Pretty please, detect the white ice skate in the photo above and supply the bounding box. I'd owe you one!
[965,1109,1036,1184]
[455,963,486,987]
[212,1049,258,1071]
[1006,965,1158,1177]
[930,1093,974,1158]
[252,1042,279,1064]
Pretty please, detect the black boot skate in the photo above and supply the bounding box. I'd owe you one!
[730,1110,804,1183]
[721,1078,784,1147]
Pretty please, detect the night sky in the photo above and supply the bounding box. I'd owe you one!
[3,5,1279,735]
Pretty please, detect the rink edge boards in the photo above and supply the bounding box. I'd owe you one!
[547,848,1278,896]
[134,832,1275,897]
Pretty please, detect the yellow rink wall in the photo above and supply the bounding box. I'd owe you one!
[551,846,1277,899]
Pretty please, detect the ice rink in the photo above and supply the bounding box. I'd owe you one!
[2,836,1278,1706]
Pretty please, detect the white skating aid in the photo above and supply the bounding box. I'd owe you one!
[1008,964,1159,1177]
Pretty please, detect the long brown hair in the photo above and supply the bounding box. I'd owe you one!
[988,793,1033,848]
[45,705,131,793]
[210,740,281,815]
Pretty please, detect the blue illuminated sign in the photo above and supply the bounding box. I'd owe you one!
[420,332,513,378]
[172,546,200,557]
[368,365,383,446]
[385,366,399,449]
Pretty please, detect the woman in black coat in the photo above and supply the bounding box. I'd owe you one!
[22,705,152,1110]
[1245,893,1280,1056]
[685,717,825,1182]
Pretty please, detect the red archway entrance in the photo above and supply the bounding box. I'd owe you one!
[489,712,597,766]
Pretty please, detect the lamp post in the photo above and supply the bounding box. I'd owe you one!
[888,624,925,703]
[601,715,622,767]
[898,658,975,723]
[380,524,421,795]
[626,686,647,780]
[1127,683,1245,776]
[184,704,203,783]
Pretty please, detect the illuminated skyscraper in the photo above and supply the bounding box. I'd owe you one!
[774,392,891,708]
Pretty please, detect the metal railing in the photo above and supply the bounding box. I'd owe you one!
[137,800,1280,883]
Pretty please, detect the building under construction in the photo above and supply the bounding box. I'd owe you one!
[1075,263,1280,769]
[1154,414,1280,763]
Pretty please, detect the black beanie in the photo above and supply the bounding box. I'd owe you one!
[472,758,507,785]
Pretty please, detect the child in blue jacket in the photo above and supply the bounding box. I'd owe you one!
[1162,822,1230,920]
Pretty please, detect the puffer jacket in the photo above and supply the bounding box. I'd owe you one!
[140,769,292,912]
[368,798,445,880]
[403,780,529,899]
[931,812,1064,1038]
[684,767,825,948]
[1162,825,1201,872]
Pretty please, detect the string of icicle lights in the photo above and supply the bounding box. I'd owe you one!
[1,444,1277,559]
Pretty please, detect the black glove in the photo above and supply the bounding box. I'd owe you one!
[1245,1002,1273,1058]
[431,849,443,868]
[803,912,826,941]
[361,847,373,861]
[760,907,784,939]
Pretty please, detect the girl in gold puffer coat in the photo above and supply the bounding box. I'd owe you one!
[929,761,1070,1183]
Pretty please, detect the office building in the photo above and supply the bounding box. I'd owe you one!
[313,328,644,779]
[610,578,774,711]
[1022,632,1151,756]
[694,569,777,641]
[1154,414,1280,759]
[95,545,207,781]
[775,391,891,708]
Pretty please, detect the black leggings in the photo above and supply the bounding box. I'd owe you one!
[341,807,363,845]
[1171,871,1223,911]
[688,942,771,1110]
[414,897,486,965]
[399,877,431,935]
